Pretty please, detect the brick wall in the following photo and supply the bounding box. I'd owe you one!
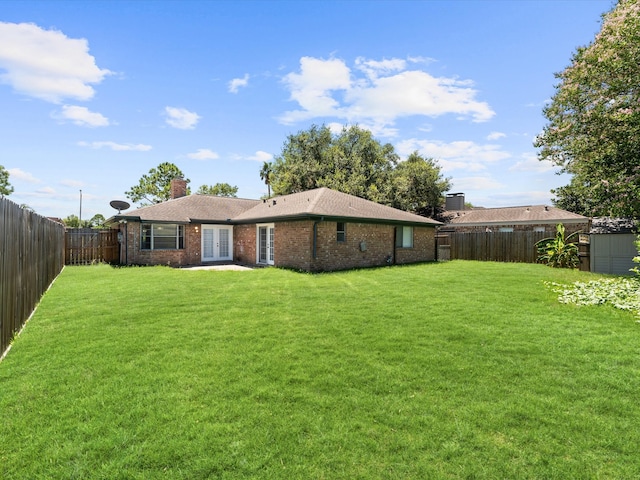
[118,220,437,271]
[233,224,257,265]
[119,221,200,266]
[274,220,436,272]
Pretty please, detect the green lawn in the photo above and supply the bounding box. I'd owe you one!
[1,261,639,479]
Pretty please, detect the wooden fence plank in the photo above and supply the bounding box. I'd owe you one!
[0,197,65,357]
[442,231,547,264]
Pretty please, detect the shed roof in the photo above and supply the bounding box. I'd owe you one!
[443,205,588,226]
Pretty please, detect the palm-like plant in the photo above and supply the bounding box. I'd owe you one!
[259,161,273,198]
[535,223,581,268]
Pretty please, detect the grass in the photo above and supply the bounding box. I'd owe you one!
[1,261,639,479]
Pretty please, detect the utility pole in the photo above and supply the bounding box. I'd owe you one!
[79,189,82,226]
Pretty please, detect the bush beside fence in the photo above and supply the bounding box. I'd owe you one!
[0,197,65,357]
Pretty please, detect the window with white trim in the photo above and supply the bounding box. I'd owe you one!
[395,226,413,248]
[141,224,185,250]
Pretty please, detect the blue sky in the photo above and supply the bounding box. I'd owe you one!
[1,0,613,220]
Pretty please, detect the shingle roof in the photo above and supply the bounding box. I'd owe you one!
[117,195,261,223]
[443,205,588,226]
[114,188,441,226]
[233,188,441,225]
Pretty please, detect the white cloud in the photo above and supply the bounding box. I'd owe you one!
[53,105,109,127]
[0,22,111,103]
[228,74,249,93]
[164,106,201,130]
[509,153,557,173]
[247,151,273,162]
[187,148,219,160]
[278,56,494,134]
[8,168,40,183]
[487,131,506,141]
[397,138,510,172]
[77,141,152,151]
[60,179,85,188]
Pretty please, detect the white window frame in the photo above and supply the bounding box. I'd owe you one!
[396,226,414,248]
[141,223,185,250]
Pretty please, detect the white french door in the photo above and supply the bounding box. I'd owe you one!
[257,224,274,265]
[201,225,232,262]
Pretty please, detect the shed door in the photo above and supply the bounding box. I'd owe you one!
[202,225,233,262]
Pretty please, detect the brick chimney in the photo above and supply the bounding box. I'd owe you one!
[170,178,188,199]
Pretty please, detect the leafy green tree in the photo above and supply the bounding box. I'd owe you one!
[390,151,451,217]
[89,213,107,228]
[63,214,88,228]
[269,124,397,204]
[196,183,238,197]
[0,164,14,197]
[535,0,640,217]
[126,162,190,206]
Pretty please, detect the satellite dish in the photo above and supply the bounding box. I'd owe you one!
[110,200,130,213]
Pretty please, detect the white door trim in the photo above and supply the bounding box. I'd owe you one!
[256,223,275,265]
[201,225,233,262]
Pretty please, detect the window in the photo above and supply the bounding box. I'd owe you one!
[499,227,514,233]
[141,224,184,250]
[337,222,346,242]
[395,226,413,248]
[533,227,546,233]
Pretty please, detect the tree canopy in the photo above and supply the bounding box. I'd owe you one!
[125,162,190,206]
[535,0,640,217]
[0,164,13,197]
[269,125,397,205]
[196,183,238,197]
[390,152,451,217]
[267,124,449,215]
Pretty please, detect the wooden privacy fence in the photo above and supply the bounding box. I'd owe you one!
[440,231,548,264]
[1,197,65,357]
[65,228,119,265]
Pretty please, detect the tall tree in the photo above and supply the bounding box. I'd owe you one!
[269,124,397,204]
[535,0,640,217]
[390,152,451,217]
[0,164,13,197]
[125,162,190,206]
[196,183,238,197]
[259,161,273,198]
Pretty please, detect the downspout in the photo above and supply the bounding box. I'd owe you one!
[124,221,128,265]
[393,226,397,265]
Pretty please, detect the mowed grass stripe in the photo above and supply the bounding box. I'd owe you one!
[0,261,638,479]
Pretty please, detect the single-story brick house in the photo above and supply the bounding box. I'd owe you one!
[440,204,590,235]
[109,180,441,272]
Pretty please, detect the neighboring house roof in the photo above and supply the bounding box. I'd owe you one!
[443,205,588,227]
[112,187,441,226]
[115,195,261,223]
